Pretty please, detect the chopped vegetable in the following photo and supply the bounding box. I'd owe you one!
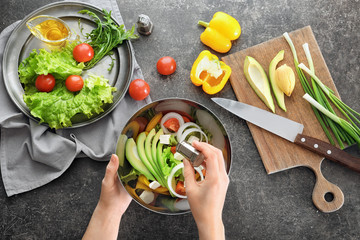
[166,163,204,198]
[175,181,186,196]
[145,112,163,132]
[268,50,286,111]
[188,136,200,144]
[160,112,184,134]
[243,56,275,113]
[163,118,180,132]
[190,50,232,95]
[198,12,241,53]
[78,9,138,70]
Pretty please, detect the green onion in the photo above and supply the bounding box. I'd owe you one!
[283,32,335,145]
[303,94,360,146]
[283,32,360,148]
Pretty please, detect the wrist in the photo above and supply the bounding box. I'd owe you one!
[95,202,123,223]
[196,216,225,240]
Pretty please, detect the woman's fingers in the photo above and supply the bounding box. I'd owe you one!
[192,141,220,178]
[103,154,119,186]
[183,158,196,187]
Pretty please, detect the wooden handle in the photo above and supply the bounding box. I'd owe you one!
[307,159,344,213]
[295,133,360,173]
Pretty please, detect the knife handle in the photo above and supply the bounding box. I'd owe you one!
[295,133,360,173]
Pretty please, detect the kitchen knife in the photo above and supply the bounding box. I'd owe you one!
[212,97,360,173]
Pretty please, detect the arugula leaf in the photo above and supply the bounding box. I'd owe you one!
[78,9,139,70]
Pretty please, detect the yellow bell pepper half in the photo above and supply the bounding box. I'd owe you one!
[198,12,241,53]
[190,50,232,95]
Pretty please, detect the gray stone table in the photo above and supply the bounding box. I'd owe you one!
[1,0,359,239]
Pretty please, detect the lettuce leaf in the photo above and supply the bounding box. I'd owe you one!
[160,147,182,177]
[18,41,85,85]
[24,74,116,129]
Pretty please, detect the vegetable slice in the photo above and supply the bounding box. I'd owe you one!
[167,163,204,198]
[244,56,275,113]
[160,112,184,134]
[268,50,286,111]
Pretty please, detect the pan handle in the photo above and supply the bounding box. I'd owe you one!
[308,159,344,213]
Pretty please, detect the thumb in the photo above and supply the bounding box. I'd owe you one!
[183,159,196,187]
[103,154,119,186]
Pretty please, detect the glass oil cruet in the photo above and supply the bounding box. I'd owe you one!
[26,15,71,47]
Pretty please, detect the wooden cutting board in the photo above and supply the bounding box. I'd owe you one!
[222,26,344,212]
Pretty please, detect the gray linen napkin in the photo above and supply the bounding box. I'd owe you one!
[0,0,151,196]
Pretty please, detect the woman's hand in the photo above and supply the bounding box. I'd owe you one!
[183,141,229,240]
[83,154,132,240]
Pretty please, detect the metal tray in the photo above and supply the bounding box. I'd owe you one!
[2,1,133,128]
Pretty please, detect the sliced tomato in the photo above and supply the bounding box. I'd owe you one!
[163,118,180,132]
[175,181,186,195]
[170,146,177,154]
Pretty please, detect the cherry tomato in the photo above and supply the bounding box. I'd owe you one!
[73,43,94,62]
[129,79,150,101]
[65,75,84,92]
[175,181,186,196]
[157,56,176,75]
[35,74,56,92]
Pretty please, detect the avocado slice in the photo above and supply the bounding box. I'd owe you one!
[137,132,163,183]
[125,138,154,181]
[145,129,165,186]
[269,50,286,111]
[116,134,128,167]
[244,56,275,113]
[151,129,163,170]
[145,129,155,163]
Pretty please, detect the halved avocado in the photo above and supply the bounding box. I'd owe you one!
[125,138,154,181]
[269,50,286,111]
[244,56,275,113]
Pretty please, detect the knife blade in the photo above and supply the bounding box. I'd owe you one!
[212,97,360,173]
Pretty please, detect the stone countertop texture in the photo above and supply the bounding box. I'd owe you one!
[1,0,359,239]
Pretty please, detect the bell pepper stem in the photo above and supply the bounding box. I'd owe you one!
[198,20,209,28]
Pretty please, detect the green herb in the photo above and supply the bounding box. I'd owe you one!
[283,32,360,148]
[78,9,139,70]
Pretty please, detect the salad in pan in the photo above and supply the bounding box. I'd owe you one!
[116,100,231,213]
